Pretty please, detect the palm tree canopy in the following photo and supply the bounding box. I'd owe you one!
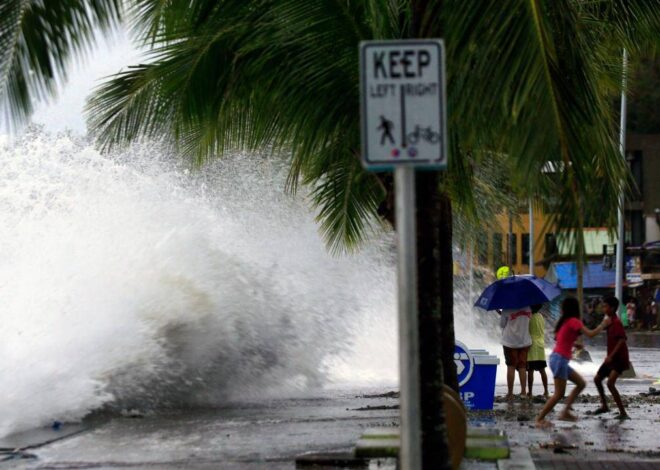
[85,0,660,251]
[3,1,658,251]
[0,0,122,127]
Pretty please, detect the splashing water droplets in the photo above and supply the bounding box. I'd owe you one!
[0,128,509,438]
[0,129,398,436]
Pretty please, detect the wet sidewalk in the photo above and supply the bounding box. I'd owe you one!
[1,385,658,469]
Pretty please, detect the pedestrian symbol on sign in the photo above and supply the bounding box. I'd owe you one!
[377,115,395,145]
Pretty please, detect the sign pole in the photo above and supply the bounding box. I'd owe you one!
[359,40,445,469]
[395,166,421,470]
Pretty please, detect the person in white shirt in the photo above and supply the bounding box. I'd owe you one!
[500,306,533,399]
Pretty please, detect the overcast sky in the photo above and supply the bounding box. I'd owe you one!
[29,31,141,135]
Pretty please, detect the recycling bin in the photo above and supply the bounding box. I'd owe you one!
[454,341,500,410]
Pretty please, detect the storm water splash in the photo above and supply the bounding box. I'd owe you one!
[0,129,401,436]
[0,128,504,437]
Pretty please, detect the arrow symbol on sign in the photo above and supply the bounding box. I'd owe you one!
[454,352,469,376]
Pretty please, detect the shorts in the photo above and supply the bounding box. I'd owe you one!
[549,352,572,380]
[596,361,629,378]
[526,360,547,372]
[503,346,529,369]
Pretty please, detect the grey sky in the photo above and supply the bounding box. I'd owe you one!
[30,31,140,134]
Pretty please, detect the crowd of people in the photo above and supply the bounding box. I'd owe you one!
[624,292,660,330]
[583,290,660,331]
[499,296,632,428]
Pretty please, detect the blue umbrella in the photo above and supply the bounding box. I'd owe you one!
[474,275,561,311]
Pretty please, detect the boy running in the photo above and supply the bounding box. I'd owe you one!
[592,296,631,419]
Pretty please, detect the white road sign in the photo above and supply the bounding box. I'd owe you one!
[360,40,446,170]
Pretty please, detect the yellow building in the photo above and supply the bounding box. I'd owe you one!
[465,207,551,279]
[475,209,617,279]
[493,208,550,277]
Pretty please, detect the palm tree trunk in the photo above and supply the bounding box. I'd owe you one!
[415,171,454,469]
[408,2,455,468]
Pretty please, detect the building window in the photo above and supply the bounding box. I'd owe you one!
[522,233,530,265]
[493,233,503,269]
[508,233,518,266]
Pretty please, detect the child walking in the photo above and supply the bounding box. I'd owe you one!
[535,297,609,428]
[527,304,549,398]
[592,296,631,419]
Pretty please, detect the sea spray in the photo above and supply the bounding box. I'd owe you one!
[0,129,397,436]
[0,128,508,437]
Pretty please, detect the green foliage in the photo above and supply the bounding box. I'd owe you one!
[88,0,407,252]
[3,0,659,254]
[0,0,122,127]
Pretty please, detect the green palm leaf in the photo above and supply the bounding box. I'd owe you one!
[0,0,122,127]
[89,0,404,249]
[88,0,658,252]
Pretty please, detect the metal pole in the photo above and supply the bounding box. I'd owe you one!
[529,199,534,275]
[395,166,421,470]
[615,49,628,304]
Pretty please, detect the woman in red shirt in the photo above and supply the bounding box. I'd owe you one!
[535,297,610,428]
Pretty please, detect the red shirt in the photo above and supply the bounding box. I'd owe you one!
[554,317,583,359]
[606,316,629,368]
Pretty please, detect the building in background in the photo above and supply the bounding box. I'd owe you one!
[625,134,660,246]
[475,131,659,291]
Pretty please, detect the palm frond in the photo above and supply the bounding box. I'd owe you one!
[310,148,385,254]
[89,0,403,248]
[0,0,123,127]
[88,0,659,252]
[444,0,633,248]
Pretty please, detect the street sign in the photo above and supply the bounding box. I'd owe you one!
[360,39,447,170]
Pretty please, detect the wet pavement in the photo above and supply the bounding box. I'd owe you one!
[1,393,400,469]
[3,384,657,469]
[2,338,659,469]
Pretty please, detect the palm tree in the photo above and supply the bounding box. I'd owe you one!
[0,0,122,128]
[3,1,659,468]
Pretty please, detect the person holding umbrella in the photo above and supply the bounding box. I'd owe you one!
[500,305,532,399]
[475,275,562,400]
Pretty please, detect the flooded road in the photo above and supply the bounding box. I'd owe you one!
[2,336,658,469]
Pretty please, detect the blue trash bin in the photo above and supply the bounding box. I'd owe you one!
[454,341,499,410]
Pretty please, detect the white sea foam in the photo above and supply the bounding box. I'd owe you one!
[0,128,509,437]
[0,129,399,436]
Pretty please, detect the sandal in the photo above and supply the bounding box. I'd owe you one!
[614,413,631,420]
[588,407,610,415]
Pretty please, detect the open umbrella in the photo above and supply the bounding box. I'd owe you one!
[474,275,561,311]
